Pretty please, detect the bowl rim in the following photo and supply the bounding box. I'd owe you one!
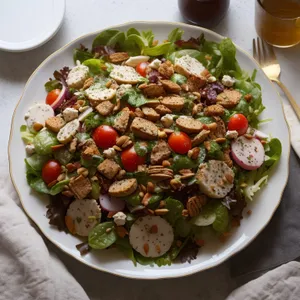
[8,20,290,279]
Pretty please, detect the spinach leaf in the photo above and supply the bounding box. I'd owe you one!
[122,191,141,206]
[88,222,117,249]
[76,132,91,143]
[164,197,184,226]
[91,181,101,199]
[80,155,103,168]
[33,130,59,155]
[175,218,192,238]
[197,116,214,124]
[212,202,229,233]
[20,125,36,144]
[121,88,147,107]
[172,154,197,172]
[143,42,172,56]
[50,180,70,196]
[54,147,74,165]
[26,154,49,171]
[207,141,223,159]
[168,49,207,65]
[28,177,50,194]
[92,29,120,48]
[73,48,93,64]
[134,142,148,156]
[83,59,106,76]
[44,79,62,92]
[170,73,187,85]
[115,237,137,266]
[84,113,106,131]
[168,28,184,43]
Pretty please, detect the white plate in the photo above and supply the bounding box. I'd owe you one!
[8,21,290,279]
[0,0,65,52]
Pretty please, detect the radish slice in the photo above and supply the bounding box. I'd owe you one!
[253,129,269,140]
[231,136,265,170]
[99,194,125,212]
[51,85,67,110]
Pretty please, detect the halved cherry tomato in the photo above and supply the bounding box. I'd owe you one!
[92,125,118,149]
[136,62,149,77]
[46,89,61,105]
[228,113,248,136]
[168,132,192,154]
[121,146,146,172]
[42,160,62,184]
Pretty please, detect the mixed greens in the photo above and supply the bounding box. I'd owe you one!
[21,27,281,267]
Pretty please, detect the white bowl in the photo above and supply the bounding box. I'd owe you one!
[8,21,290,279]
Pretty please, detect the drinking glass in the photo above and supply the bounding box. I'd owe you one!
[255,0,300,48]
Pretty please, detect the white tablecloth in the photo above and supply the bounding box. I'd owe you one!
[1,0,300,299]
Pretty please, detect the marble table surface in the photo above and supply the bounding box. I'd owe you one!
[1,0,299,299]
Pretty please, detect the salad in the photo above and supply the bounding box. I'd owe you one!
[21,27,282,267]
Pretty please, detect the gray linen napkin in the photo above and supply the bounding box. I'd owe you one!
[230,147,300,280]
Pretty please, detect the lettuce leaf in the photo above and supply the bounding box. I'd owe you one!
[121,88,147,107]
[20,125,36,144]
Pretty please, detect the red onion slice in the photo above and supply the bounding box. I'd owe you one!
[51,85,67,110]
[99,194,125,212]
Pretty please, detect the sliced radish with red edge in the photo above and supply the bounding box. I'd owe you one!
[99,194,125,212]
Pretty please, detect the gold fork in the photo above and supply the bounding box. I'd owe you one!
[252,37,300,120]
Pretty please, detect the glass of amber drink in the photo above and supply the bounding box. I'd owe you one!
[255,0,300,48]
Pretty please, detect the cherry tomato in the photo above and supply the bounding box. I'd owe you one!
[228,113,249,136]
[92,125,118,149]
[42,160,62,184]
[168,132,192,154]
[121,146,146,172]
[46,89,61,105]
[136,62,149,77]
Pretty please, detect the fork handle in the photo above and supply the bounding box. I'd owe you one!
[272,79,300,120]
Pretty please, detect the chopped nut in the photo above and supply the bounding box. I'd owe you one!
[142,193,152,206]
[62,190,74,197]
[188,147,200,160]
[187,195,207,217]
[158,130,167,139]
[82,77,94,90]
[57,173,66,182]
[103,147,116,158]
[113,145,122,151]
[146,182,155,193]
[182,209,189,217]
[240,182,248,188]
[33,122,43,131]
[91,176,98,182]
[225,173,234,184]
[155,244,161,254]
[204,141,211,151]
[106,228,112,233]
[51,144,65,151]
[215,137,226,143]
[192,103,203,116]
[139,191,145,198]
[147,209,155,215]
[170,178,183,190]
[113,99,121,112]
[158,200,166,208]
[162,160,171,167]
[69,138,78,153]
[47,180,57,188]
[116,226,128,238]
[207,122,218,131]
[105,80,112,88]
[116,135,129,146]
[77,167,89,177]
[66,163,78,172]
[79,105,89,113]
[244,134,253,140]
[154,208,169,216]
[244,94,252,102]
[163,128,174,135]
[140,184,147,193]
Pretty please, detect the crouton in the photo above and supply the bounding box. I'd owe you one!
[161,95,185,112]
[204,104,225,116]
[150,140,172,164]
[140,83,166,98]
[154,104,172,115]
[113,110,130,133]
[69,175,92,200]
[160,80,181,94]
[95,101,115,116]
[186,75,207,92]
[176,117,203,134]
[158,60,174,78]
[81,139,100,160]
[192,130,211,146]
[142,107,160,122]
[45,116,66,133]
[109,52,130,63]
[108,178,138,197]
[216,89,242,108]
[97,159,121,180]
[131,117,158,140]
